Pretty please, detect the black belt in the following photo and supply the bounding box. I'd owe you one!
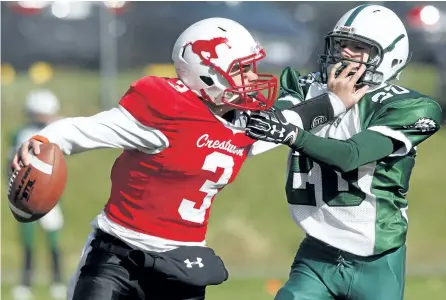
[90,230,157,268]
[89,229,228,287]
[91,230,135,259]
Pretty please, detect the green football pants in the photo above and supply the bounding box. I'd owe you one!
[275,235,406,300]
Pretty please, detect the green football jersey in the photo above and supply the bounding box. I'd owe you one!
[281,72,442,256]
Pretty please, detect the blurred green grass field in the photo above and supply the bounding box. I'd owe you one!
[1,64,445,299]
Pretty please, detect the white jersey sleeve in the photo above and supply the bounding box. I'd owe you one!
[38,105,169,155]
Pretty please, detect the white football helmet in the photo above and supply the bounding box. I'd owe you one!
[25,89,60,116]
[172,17,278,111]
[319,4,410,86]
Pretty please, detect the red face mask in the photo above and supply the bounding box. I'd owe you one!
[188,38,278,111]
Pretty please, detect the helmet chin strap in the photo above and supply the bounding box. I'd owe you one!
[198,88,235,117]
[202,97,235,117]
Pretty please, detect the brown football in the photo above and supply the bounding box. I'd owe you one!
[8,143,67,223]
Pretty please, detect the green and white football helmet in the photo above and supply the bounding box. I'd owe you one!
[319,4,411,86]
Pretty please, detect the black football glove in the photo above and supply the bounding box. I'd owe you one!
[245,108,298,146]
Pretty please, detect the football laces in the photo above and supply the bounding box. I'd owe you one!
[8,162,24,197]
[8,170,19,197]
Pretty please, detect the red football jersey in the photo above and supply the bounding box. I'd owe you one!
[104,76,255,242]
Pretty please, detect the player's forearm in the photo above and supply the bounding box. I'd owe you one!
[285,92,346,129]
[291,129,395,173]
[275,92,346,126]
[249,93,346,157]
[35,117,118,155]
[35,108,168,155]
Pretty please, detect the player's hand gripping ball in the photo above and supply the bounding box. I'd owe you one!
[8,143,67,222]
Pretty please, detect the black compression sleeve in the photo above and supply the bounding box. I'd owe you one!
[285,93,334,130]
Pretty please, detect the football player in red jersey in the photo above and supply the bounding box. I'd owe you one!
[11,18,355,300]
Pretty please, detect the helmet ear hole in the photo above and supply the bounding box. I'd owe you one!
[391,59,399,68]
[180,47,187,59]
[200,76,214,86]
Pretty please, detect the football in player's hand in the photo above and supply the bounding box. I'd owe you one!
[8,143,67,223]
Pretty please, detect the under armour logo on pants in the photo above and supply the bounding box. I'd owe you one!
[184,257,204,268]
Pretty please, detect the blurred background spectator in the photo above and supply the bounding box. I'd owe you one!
[5,89,65,300]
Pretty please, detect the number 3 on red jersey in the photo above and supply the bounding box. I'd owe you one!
[178,152,234,224]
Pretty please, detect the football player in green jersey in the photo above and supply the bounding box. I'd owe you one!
[246,4,442,300]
